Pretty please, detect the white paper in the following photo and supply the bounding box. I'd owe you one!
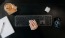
[0,20,3,33]
[0,16,15,38]
[45,7,50,13]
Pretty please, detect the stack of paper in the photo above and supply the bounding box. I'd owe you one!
[0,16,15,38]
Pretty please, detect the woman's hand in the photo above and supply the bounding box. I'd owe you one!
[29,20,38,30]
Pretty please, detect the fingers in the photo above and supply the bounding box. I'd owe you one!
[29,20,38,30]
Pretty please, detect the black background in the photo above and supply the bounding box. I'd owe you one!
[0,0,65,38]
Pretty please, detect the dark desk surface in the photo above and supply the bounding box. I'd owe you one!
[0,0,65,38]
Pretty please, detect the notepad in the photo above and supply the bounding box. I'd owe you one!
[0,16,15,38]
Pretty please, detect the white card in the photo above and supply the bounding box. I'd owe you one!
[45,7,50,13]
[0,16,15,38]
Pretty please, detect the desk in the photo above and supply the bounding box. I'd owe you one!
[0,0,65,38]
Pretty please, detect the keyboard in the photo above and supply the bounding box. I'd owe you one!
[15,15,52,27]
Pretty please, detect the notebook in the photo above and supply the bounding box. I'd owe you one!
[0,16,15,38]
